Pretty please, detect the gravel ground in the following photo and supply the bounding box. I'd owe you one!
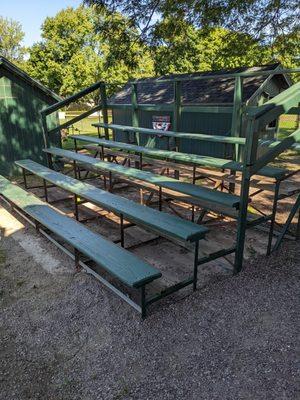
[0,222,299,400]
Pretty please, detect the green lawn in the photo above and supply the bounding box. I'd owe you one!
[61,114,110,150]
[278,118,299,139]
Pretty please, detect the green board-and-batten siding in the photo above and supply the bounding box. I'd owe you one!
[112,109,233,158]
[0,69,60,176]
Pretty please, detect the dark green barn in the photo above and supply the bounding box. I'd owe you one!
[0,57,61,176]
[110,63,290,158]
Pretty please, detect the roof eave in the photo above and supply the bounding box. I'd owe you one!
[0,56,62,102]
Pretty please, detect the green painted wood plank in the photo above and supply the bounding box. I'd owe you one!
[0,175,161,288]
[92,122,246,145]
[15,160,208,242]
[43,147,241,209]
[70,135,287,179]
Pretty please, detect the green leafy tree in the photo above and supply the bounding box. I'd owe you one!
[152,19,271,75]
[0,16,26,62]
[85,0,299,70]
[26,6,154,97]
[84,0,299,45]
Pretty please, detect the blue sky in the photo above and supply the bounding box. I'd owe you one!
[1,0,83,46]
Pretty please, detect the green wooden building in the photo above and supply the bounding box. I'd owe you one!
[0,57,61,176]
[110,63,290,158]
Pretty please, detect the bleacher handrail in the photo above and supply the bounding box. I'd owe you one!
[41,81,104,116]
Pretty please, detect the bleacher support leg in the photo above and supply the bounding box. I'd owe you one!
[120,214,125,248]
[193,241,199,291]
[22,168,27,189]
[273,194,300,252]
[266,180,280,255]
[43,179,48,202]
[159,187,162,211]
[74,194,79,221]
[234,176,250,274]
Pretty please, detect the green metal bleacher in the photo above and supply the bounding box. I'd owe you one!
[0,175,162,317]
[69,134,287,180]
[43,147,241,211]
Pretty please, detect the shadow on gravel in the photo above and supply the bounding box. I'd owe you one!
[0,236,299,400]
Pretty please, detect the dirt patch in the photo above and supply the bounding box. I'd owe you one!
[0,215,299,399]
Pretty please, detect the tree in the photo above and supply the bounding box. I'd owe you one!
[26,6,154,97]
[152,18,271,75]
[85,0,300,69]
[0,16,26,62]
[84,0,299,45]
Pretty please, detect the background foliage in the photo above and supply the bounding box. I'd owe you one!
[0,2,299,97]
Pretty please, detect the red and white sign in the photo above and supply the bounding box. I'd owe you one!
[152,115,171,131]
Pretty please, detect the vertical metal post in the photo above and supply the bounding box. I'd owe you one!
[139,153,143,170]
[231,76,243,161]
[266,180,280,255]
[192,166,196,184]
[100,145,105,160]
[141,286,146,319]
[100,83,109,140]
[159,187,162,211]
[120,214,125,248]
[191,206,195,222]
[74,141,82,180]
[272,194,300,252]
[74,194,79,221]
[73,160,78,179]
[43,179,48,202]
[173,81,181,179]
[41,111,54,169]
[173,81,181,150]
[22,168,27,189]
[193,241,199,291]
[230,76,243,192]
[131,83,140,170]
[108,171,113,192]
[191,166,196,221]
[131,83,139,143]
[234,118,259,274]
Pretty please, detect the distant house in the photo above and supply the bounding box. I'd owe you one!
[0,57,61,176]
[109,63,290,158]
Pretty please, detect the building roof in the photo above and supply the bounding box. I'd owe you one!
[0,56,61,102]
[110,63,290,105]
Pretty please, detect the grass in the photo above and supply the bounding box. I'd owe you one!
[275,118,299,169]
[61,115,100,150]
[61,113,114,150]
[277,118,299,139]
